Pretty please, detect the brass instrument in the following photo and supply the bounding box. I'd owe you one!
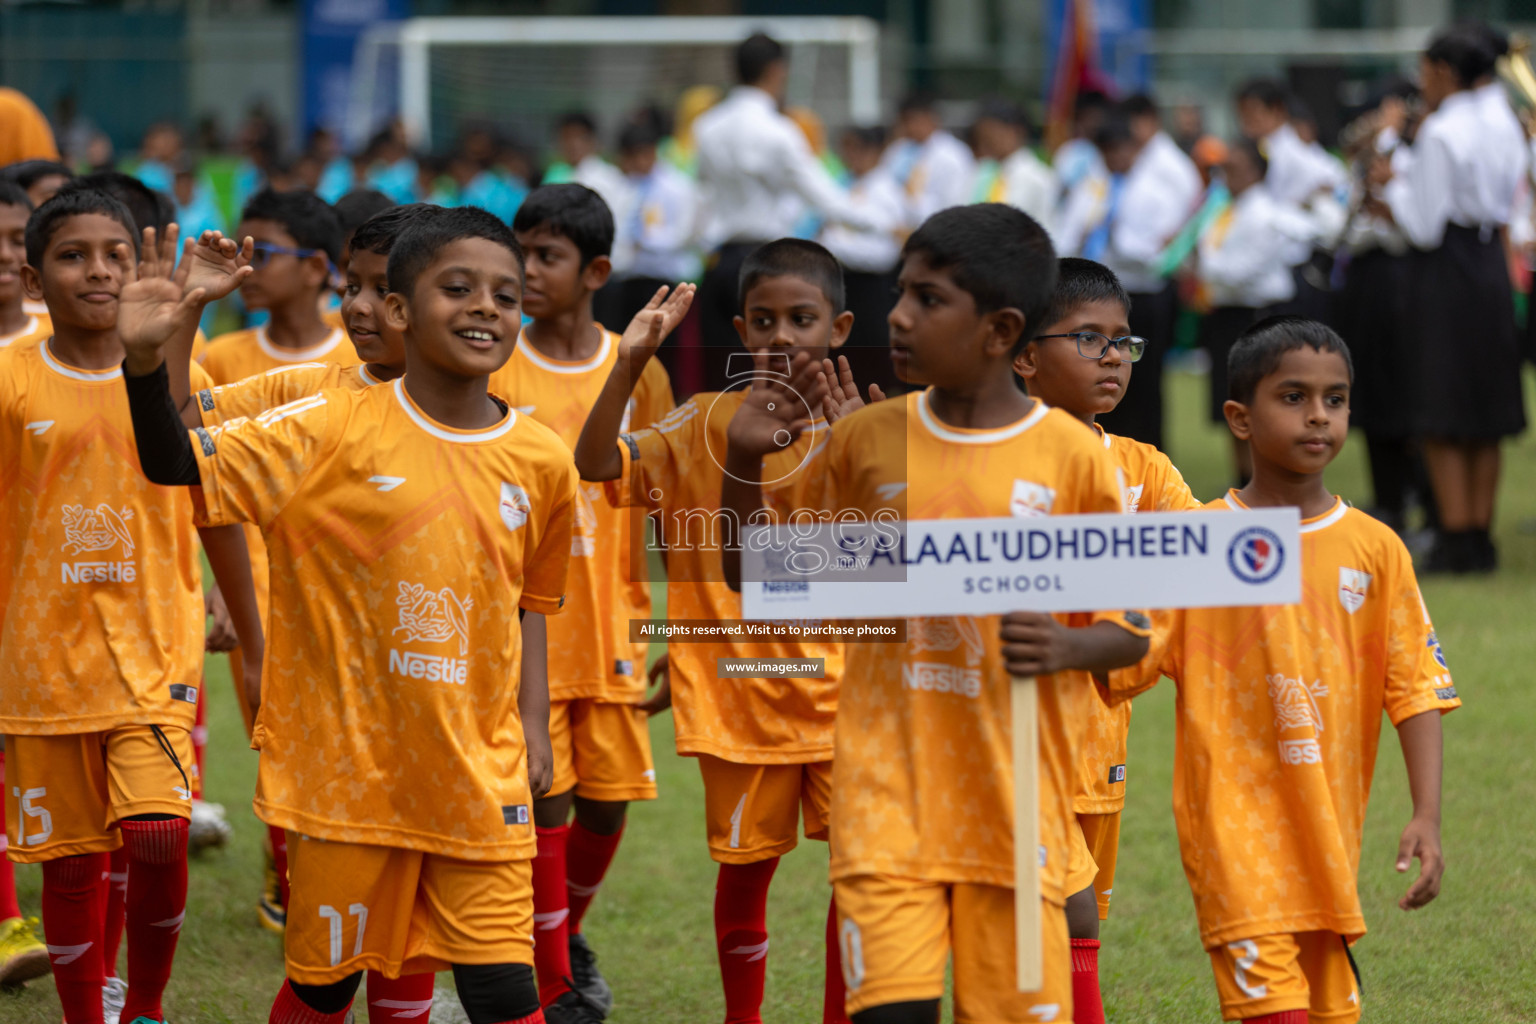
[1497,36,1536,137]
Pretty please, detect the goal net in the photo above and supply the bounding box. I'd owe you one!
[348,16,883,156]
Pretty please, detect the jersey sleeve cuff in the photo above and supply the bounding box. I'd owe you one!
[601,433,644,509]
[519,592,566,615]
[1387,692,1461,726]
[1095,608,1153,638]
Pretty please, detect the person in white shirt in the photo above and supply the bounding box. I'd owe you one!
[594,121,701,371]
[552,112,632,234]
[970,98,1057,240]
[881,92,976,229]
[1058,105,1200,449]
[1197,138,1318,478]
[821,124,907,397]
[1052,89,1111,199]
[692,31,872,391]
[1373,23,1526,574]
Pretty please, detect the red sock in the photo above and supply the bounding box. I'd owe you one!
[714,858,779,1024]
[0,752,20,922]
[1244,1014,1308,1024]
[117,818,189,1024]
[269,978,353,1024]
[365,970,435,1022]
[41,852,109,1024]
[1070,939,1105,1024]
[822,894,850,1024]
[532,824,572,1005]
[486,1013,544,1024]
[269,825,290,907]
[565,821,623,934]
[191,686,207,800]
[103,846,128,979]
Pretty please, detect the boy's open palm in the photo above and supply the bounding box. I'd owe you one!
[619,283,696,364]
[1396,816,1444,910]
[118,225,205,369]
[726,350,827,458]
[820,354,886,423]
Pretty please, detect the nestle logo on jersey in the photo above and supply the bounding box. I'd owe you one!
[902,661,981,698]
[1277,739,1322,764]
[61,561,136,583]
[388,649,468,684]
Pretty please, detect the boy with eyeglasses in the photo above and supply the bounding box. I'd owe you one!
[200,188,357,388]
[1012,257,1202,1024]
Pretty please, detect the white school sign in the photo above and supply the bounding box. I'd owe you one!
[739,508,1302,991]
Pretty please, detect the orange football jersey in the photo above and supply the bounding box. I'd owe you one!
[186,328,211,365]
[193,379,577,859]
[606,389,842,764]
[0,312,50,350]
[488,330,674,702]
[1075,426,1202,815]
[200,324,358,386]
[1103,493,1459,946]
[785,391,1149,901]
[0,341,208,734]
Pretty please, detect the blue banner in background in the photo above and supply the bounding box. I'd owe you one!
[302,0,406,140]
[1043,0,1151,100]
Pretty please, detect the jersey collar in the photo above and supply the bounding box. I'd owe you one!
[392,377,516,443]
[1225,489,1347,533]
[39,338,121,382]
[257,325,346,363]
[514,328,614,374]
[916,388,1049,444]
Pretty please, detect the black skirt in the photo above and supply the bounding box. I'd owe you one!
[1408,224,1526,440]
[1331,248,1414,438]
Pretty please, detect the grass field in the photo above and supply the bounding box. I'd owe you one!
[5,370,1536,1022]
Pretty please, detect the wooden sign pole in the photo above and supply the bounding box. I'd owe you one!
[1011,673,1042,992]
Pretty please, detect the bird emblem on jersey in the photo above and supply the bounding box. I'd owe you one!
[1267,674,1328,734]
[1338,568,1372,614]
[61,504,135,557]
[393,581,473,656]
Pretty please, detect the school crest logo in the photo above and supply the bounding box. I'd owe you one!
[499,482,530,532]
[1122,483,1145,514]
[1227,526,1285,584]
[393,581,473,656]
[1010,480,1056,518]
[61,504,135,557]
[1338,568,1372,614]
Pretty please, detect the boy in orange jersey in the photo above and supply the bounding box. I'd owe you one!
[575,239,852,1024]
[0,180,48,349]
[122,205,575,1024]
[1100,317,1456,1024]
[499,183,690,1022]
[0,188,262,1024]
[720,205,1152,1024]
[200,188,354,385]
[1011,257,1201,1024]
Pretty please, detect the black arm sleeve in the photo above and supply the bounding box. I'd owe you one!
[124,360,203,486]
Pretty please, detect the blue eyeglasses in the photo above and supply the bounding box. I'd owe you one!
[1034,331,1147,363]
[250,241,322,268]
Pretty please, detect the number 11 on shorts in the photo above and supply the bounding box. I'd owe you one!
[319,903,369,966]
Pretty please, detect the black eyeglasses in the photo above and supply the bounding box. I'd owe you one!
[1034,331,1147,363]
[250,241,321,268]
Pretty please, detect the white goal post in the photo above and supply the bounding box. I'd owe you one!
[349,16,882,153]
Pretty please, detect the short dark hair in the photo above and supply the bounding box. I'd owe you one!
[1426,24,1498,88]
[333,189,396,243]
[899,91,939,117]
[25,186,140,268]
[348,203,431,260]
[842,125,887,150]
[512,183,614,266]
[2,159,73,192]
[736,32,785,86]
[75,171,166,234]
[387,205,524,298]
[975,97,1027,129]
[737,238,845,314]
[1228,316,1354,405]
[1236,78,1290,110]
[0,179,34,213]
[1039,258,1131,329]
[240,187,344,267]
[1121,93,1158,120]
[1092,112,1136,151]
[619,122,661,154]
[557,111,597,136]
[902,204,1057,345]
